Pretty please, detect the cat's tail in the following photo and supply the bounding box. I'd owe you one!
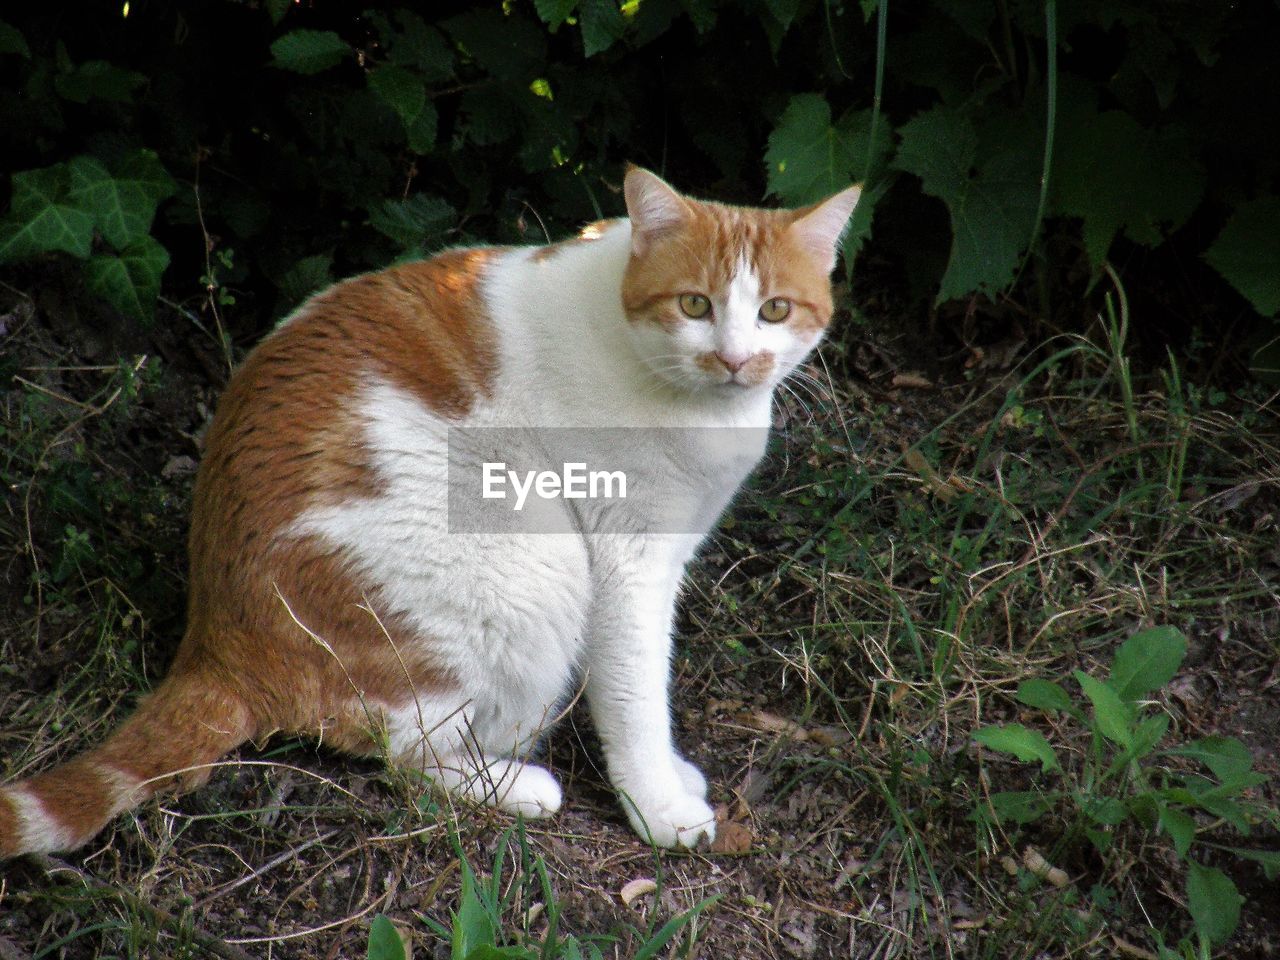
[0,665,256,858]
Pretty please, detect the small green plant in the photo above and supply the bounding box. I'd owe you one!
[975,626,1278,956]
[369,824,716,959]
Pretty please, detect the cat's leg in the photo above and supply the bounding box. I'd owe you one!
[585,539,715,848]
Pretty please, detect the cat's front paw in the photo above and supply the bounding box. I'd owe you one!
[622,791,716,849]
[673,755,708,799]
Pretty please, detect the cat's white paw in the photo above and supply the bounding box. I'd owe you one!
[623,791,716,849]
[493,762,562,819]
[673,755,708,799]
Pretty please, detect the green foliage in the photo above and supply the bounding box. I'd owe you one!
[0,1,1277,345]
[367,915,406,960]
[270,29,351,75]
[1203,197,1280,317]
[975,626,1274,953]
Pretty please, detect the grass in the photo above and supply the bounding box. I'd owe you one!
[1,282,1278,958]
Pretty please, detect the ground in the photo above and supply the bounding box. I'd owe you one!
[0,267,1278,960]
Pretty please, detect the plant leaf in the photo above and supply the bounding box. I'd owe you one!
[1015,678,1075,714]
[367,914,406,960]
[368,66,437,153]
[68,151,177,250]
[765,94,890,259]
[270,29,350,75]
[1051,101,1204,268]
[974,724,1059,772]
[580,0,627,56]
[1073,671,1135,748]
[1158,804,1196,859]
[369,193,455,249]
[534,0,578,30]
[1169,736,1256,784]
[264,0,291,26]
[987,790,1052,825]
[85,236,170,323]
[0,19,30,58]
[1109,626,1187,701]
[1187,862,1243,946]
[892,104,1040,302]
[633,895,720,960]
[0,164,95,262]
[1203,196,1280,317]
[54,60,147,104]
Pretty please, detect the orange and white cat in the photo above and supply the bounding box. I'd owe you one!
[0,167,859,854]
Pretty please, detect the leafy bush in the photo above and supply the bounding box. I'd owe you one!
[0,0,1277,349]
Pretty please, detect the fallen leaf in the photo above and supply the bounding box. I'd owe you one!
[711,818,753,854]
[808,725,853,748]
[619,877,657,907]
[891,372,933,390]
[738,709,808,740]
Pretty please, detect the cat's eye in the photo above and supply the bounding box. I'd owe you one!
[759,297,792,323]
[678,293,712,319]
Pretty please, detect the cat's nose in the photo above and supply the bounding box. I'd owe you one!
[715,351,750,374]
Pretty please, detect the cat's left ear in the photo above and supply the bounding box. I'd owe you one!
[790,184,863,273]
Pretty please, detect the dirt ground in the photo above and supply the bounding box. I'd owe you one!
[1,267,1278,959]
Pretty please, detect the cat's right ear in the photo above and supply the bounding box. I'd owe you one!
[624,165,691,256]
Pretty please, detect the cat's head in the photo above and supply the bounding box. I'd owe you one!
[620,166,860,395]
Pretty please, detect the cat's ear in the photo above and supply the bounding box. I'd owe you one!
[790,184,863,273]
[624,165,692,256]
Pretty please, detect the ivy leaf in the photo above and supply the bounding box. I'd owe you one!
[368,194,455,249]
[1051,104,1204,268]
[0,164,95,262]
[368,66,437,153]
[1187,862,1243,946]
[580,0,627,56]
[85,236,170,323]
[68,151,177,251]
[366,914,406,960]
[1203,196,1280,317]
[54,60,147,104]
[894,104,1040,303]
[0,19,31,58]
[534,0,579,30]
[1073,672,1135,749]
[1109,626,1187,702]
[270,30,350,75]
[974,724,1059,772]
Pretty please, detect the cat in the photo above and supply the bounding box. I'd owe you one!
[0,166,860,855]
